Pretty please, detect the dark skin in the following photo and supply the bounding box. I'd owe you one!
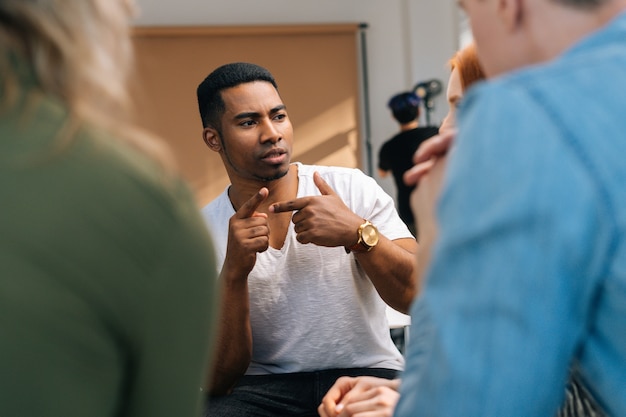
[202,81,418,396]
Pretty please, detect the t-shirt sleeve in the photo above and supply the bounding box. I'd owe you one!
[378,141,391,171]
[342,168,413,241]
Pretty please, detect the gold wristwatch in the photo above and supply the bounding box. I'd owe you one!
[345,220,379,253]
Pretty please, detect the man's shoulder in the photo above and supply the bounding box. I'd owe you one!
[383,131,404,144]
[468,18,626,109]
[462,43,626,137]
[393,127,439,144]
[297,162,363,178]
[201,187,230,217]
[296,163,373,195]
[408,126,439,138]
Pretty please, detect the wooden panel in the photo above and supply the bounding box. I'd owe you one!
[131,24,362,207]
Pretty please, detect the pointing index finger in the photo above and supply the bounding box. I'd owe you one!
[235,187,269,219]
[269,198,307,214]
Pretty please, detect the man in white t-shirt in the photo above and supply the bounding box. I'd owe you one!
[196,62,418,416]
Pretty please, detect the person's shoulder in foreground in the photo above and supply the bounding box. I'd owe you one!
[395,3,626,417]
[2,96,218,417]
[0,1,219,416]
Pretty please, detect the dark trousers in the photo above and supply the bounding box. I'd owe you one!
[204,367,399,417]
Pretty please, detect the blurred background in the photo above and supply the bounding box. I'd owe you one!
[132,0,470,205]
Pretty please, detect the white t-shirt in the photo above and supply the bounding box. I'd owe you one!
[202,163,412,375]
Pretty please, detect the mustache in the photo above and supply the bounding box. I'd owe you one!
[260,147,287,159]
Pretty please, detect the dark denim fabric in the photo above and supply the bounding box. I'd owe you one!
[205,368,398,417]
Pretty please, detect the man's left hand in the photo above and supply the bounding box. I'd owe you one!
[270,171,362,247]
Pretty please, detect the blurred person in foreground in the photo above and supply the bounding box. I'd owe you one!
[414,43,607,417]
[0,1,219,416]
[318,42,486,417]
[397,0,626,415]
[322,24,619,414]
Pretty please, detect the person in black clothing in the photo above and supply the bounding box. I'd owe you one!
[378,92,438,237]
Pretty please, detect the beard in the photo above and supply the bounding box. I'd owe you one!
[222,143,291,183]
[256,166,290,182]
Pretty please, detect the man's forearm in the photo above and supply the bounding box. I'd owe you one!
[355,237,418,313]
[206,270,253,395]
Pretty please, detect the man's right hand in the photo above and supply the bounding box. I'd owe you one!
[223,187,270,278]
[208,188,269,395]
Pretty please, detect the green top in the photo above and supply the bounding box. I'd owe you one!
[0,66,218,416]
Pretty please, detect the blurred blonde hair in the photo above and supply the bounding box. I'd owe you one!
[0,0,173,168]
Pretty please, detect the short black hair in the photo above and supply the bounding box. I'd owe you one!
[196,62,278,130]
[387,92,420,124]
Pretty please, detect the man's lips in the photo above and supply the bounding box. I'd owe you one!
[261,149,287,164]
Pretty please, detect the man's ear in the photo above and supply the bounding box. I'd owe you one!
[203,127,222,152]
[498,0,524,32]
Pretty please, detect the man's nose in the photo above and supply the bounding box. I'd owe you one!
[260,119,281,143]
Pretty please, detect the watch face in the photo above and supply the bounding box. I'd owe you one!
[362,224,379,247]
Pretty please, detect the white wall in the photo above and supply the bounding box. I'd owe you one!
[134,0,459,195]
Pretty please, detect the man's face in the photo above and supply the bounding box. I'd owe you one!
[214,81,294,183]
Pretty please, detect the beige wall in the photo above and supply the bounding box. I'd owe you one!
[132,24,362,207]
[132,0,460,199]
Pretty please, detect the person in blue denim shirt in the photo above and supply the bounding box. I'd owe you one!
[392,0,626,416]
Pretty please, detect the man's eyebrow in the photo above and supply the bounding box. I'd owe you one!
[234,105,286,120]
[234,111,261,120]
[270,104,287,114]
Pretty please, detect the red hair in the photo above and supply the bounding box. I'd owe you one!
[449,43,486,90]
